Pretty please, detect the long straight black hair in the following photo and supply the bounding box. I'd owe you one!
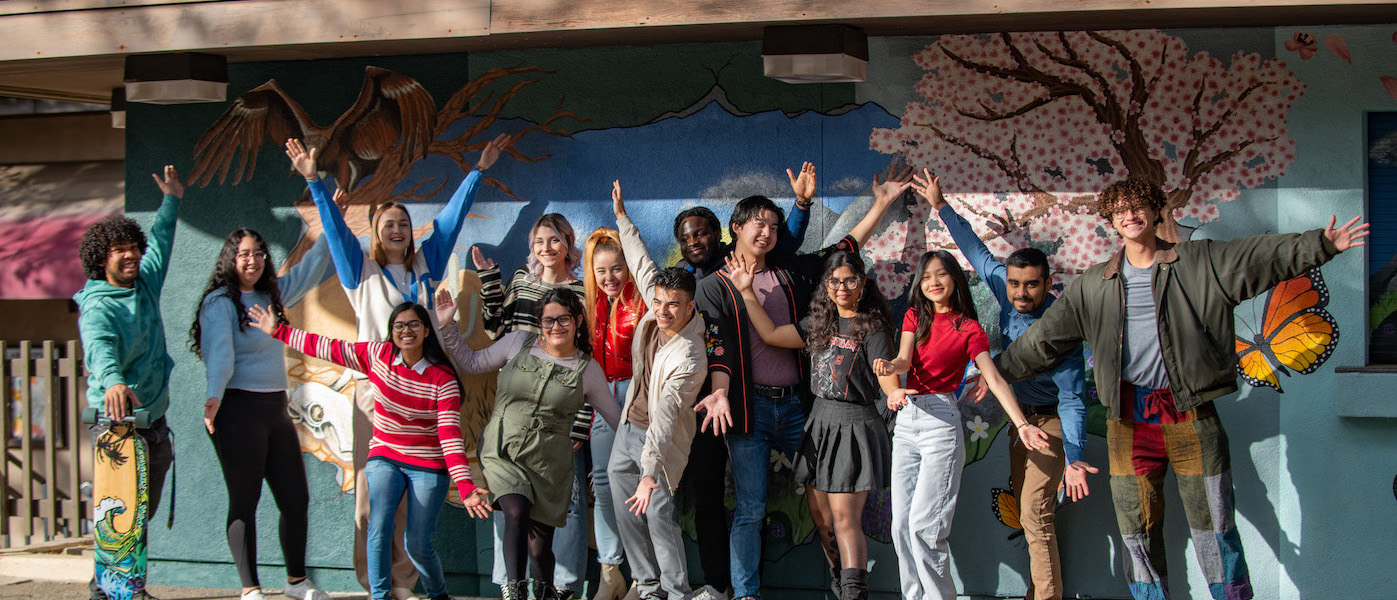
[908,249,978,346]
[387,302,454,375]
[189,228,286,360]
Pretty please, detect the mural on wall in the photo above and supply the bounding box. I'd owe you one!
[1234,268,1339,392]
[188,66,579,489]
[865,29,1306,295]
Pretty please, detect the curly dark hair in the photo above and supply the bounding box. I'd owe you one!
[189,229,288,360]
[78,216,147,281]
[908,250,978,345]
[1096,178,1167,225]
[538,288,592,355]
[803,251,894,356]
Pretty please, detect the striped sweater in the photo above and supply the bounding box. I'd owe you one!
[273,323,476,496]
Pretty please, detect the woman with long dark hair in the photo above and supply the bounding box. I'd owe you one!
[190,228,334,600]
[434,287,620,600]
[873,250,1050,600]
[248,301,489,600]
[725,249,900,600]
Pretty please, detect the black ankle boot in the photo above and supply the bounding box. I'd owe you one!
[839,568,868,600]
[828,566,842,598]
[533,579,564,600]
[501,580,528,600]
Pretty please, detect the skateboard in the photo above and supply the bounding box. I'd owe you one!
[84,407,152,600]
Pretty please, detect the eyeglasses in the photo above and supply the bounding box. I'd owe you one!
[825,276,863,290]
[391,320,425,332]
[236,250,269,261]
[540,315,575,330]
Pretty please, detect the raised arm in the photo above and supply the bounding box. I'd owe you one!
[142,165,184,291]
[847,167,913,248]
[776,162,816,255]
[287,139,365,287]
[1208,218,1365,305]
[419,133,510,279]
[613,181,661,302]
[725,253,804,349]
[278,233,336,307]
[435,288,521,373]
[915,171,1008,301]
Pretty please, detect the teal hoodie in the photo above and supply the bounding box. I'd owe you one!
[74,193,180,421]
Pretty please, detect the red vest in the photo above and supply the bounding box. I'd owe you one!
[592,282,646,382]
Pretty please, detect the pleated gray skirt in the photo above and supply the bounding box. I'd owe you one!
[793,398,892,493]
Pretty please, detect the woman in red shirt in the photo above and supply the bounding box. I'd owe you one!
[582,227,645,599]
[874,250,1049,600]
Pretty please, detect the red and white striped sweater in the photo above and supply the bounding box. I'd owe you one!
[274,324,476,496]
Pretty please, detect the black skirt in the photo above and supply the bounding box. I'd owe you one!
[793,398,892,493]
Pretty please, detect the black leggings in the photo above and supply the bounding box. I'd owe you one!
[209,389,310,588]
[497,494,556,584]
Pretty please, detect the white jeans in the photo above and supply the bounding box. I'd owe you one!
[890,392,965,600]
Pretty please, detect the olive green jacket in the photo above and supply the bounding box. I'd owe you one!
[995,229,1339,419]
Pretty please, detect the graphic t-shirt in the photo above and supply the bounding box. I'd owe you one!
[902,307,989,394]
[799,316,892,406]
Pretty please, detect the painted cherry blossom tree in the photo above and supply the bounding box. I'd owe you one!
[865,30,1306,298]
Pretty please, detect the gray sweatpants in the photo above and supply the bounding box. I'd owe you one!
[608,423,691,600]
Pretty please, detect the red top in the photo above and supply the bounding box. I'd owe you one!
[902,307,990,395]
[592,282,646,382]
[273,324,476,496]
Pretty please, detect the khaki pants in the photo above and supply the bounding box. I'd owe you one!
[1009,413,1065,600]
[353,384,420,598]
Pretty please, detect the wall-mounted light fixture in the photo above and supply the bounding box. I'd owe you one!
[109,88,126,129]
[124,52,228,104]
[762,24,868,84]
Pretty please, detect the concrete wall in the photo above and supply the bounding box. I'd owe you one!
[119,25,1397,599]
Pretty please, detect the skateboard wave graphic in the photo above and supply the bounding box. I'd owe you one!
[94,424,149,600]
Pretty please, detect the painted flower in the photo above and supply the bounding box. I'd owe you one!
[966,415,991,442]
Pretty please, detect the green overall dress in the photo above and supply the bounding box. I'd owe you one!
[477,334,590,527]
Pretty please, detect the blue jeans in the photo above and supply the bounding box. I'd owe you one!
[726,392,805,599]
[365,459,450,600]
[890,393,964,600]
[590,379,628,566]
[552,447,590,592]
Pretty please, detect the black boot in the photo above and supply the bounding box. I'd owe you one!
[533,579,564,600]
[828,566,842,598]
[501,580,528,600]
[839,568,868,600]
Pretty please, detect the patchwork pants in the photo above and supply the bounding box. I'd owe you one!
[1107,384,1252,600]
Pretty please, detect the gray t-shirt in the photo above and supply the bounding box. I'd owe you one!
[1120,259,1172,390]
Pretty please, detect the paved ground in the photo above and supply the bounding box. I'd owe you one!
[0,580,247,600]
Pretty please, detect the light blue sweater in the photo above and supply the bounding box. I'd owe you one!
[199,235,334,400]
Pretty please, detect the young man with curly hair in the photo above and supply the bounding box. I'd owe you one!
[76,165,184,600]
[995,177,1369,600]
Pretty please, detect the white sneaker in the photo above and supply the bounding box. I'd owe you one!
[242,590,267,600]
[683,586,726,600]
[283,578,331,600]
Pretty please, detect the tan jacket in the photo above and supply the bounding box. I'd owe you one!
[617,214,707,489]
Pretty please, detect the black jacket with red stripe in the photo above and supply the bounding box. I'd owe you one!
[695,236,858,435]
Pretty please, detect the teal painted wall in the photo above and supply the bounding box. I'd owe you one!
[117,25,1397,600]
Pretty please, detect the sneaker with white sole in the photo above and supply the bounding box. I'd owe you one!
[283,578,331,600]
[242,590,267,600]
[683,586,727,600]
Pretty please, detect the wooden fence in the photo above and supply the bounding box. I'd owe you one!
[0,340,89,549]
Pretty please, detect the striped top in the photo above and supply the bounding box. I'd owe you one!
[478,266,592,440]
[273,323,475,496]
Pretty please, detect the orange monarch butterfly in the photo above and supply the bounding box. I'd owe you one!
[1234,268,1339,393]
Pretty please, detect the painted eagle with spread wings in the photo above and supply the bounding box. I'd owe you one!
[191,66,436,190]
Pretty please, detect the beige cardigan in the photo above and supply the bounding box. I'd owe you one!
[616,214,707,490]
